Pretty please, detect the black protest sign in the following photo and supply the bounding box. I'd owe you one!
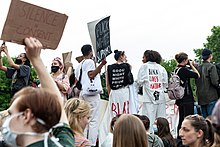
[88,16,112,63]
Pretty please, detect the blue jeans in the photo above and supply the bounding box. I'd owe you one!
[201,100,217,118]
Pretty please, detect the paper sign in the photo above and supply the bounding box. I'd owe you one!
[1,0,68,49]
[88,16,112,63]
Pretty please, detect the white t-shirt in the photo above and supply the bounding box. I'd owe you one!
[75,59,102,96]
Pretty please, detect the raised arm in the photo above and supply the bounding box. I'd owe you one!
[0,45,7,71]
[24,37,68,124]
[2,45,20,70]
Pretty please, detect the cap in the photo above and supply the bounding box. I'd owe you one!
[202,48,212,60]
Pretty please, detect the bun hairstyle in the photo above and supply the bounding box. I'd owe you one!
[175,52,188,63]
[114,49,124,61]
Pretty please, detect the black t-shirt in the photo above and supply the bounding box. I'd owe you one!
[107,63,130,90]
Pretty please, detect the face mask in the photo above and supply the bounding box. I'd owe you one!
[15,59,22,65]
[1,112,23,147]
[1,112,63,147]
[51,66,59,73]
[152,124,158,134]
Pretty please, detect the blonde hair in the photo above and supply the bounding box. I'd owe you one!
[64,98,91,135]
[113,114,148,147]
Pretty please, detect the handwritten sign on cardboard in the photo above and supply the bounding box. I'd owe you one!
[1,0,68,49]
[88,16,112,63]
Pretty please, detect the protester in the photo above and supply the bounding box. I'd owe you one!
[99,49,135,145]
[196,48,219,118]
[137,50,168,132]
[50,57,70,102]
[0,43,31,97]
[212,99,220,136]
[0,37,75,146]
[154,117,176,147]
[64,98,92,146]
[101,115,121,147]
[68,70,80,98]
[134,114,164,147]
[113,114,148,147]
[179,114,214,147]
[75,44,106,146]
[174,52,200,138]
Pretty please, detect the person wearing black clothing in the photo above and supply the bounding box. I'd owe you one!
[0,43,31,97]
[99,49,134,146]
[174,52,200,139]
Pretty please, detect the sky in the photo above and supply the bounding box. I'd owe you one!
[1,0,220,77]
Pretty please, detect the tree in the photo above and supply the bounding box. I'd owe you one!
[194,26,220,64]
[160,59,177,78]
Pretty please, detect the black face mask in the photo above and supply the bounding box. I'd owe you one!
[51,66,59,73]
[15,59,22,65]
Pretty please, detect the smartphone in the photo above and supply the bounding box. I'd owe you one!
[2,42,5,46]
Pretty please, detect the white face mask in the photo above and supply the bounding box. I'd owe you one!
[1,112,23,147]
[1,112,64,147]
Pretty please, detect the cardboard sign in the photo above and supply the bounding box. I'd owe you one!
[88,16,112,63]
[62,51,72,74]
[1,0,68,49]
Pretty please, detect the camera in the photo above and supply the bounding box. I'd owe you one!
[187,59,192,65]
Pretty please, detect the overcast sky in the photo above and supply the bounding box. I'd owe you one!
[1,0,220,77]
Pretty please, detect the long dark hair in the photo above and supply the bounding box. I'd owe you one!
[156,117,176,147]
[144,50,162,64]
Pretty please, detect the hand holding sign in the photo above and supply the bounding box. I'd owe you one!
[88,16,112,63]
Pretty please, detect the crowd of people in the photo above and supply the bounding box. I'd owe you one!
[0,38,220,147]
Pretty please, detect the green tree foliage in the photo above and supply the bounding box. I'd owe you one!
[194,26,220,64]
[0,56,11,111]
[100,72,109,101]
[161,59,177,77]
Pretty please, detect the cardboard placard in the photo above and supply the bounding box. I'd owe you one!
[1,0,68,49]
[62,51,72,74]
[88,16,112,63]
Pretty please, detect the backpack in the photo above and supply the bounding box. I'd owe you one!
[167,67,185,100]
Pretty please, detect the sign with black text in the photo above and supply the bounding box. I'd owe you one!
[1,0,68,49]
[88,16,112,63]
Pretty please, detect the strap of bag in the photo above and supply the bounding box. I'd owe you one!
[78,60,85,82]
[175,67,182,74]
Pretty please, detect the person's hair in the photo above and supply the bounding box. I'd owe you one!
[81,44,92,56]
[23,53,31,67]
[143,50,162,64]
[110,115,120,133]
[156,117,176,146]
[114,50,125,61]
[133,114,150,131]
[212,133,220,147]
[113,114,148,147]
[185,114,214,146]
[69,71,76,87]
[64,98,91,135]
[175,52,188,63]
[52,57,64,71]
[11,87,62,133]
